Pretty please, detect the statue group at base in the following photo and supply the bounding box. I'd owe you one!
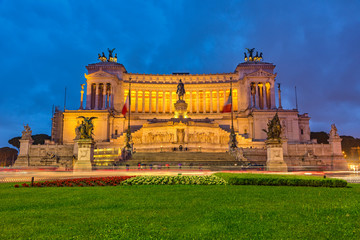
[74,117,97,171]
[264,113,288,172]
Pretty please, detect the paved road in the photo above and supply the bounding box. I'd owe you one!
[1,168,359,183]
[0,169,213,183]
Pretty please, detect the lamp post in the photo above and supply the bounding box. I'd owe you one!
[229,77,238,150]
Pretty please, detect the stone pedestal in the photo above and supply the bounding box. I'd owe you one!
[329,137,342,155]
[74,139,94,171]
[329,137,348,170]
[266,139,287,172]
[174,100,188,118]
[14,139,34,167]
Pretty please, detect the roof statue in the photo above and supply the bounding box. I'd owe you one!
[98,52,107,62]
[108,48,115,57]
[76,116,97,140]
[97,48,117,63]
[244,48,263,62]
[263,113,282,141]
[176,79,185,100]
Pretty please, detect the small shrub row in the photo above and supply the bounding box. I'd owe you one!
[218,174,347,187]
[121,175,227,185]
[14,176,134,188]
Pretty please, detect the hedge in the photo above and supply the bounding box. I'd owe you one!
[214,173,347,188]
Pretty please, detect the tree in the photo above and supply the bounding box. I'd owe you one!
[0,147,18,166]
[8,134,51,149]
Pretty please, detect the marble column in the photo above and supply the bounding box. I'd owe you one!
[142,92,145,113]
[94,84,99,110]
[278,86,283,109]
[255,84,259,109]
[196,90,199,113]
[149,91,152,113]
[155,91,158,113]
[189,91,192,113]
[86,83,91,110]
[263,84,267,109]
[210,90,213,113]
[217,90,220,113]
[271,83,276,109]
[170,91,173,113]
[110,85,114,109]
[163,91,166,113]
[203,90,206,113]
[106,85,110,109]
[102,85,106,109]
[249,84,253,108]
[135,90,138,113]
[262,84,266,109]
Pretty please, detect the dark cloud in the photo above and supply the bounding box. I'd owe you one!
[1,0,360,147]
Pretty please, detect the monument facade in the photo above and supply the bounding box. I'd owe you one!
[16,49,348,170]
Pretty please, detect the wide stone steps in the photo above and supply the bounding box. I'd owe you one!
[126,152,237,166]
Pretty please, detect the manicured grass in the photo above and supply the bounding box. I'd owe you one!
[1,182,360,239]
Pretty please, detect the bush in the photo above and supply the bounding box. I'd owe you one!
[214,173,347,188]
[121,175,227,185]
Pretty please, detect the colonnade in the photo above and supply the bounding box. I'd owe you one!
[250,82,272,109]
[124,89,238,114]
[87,83,114,110]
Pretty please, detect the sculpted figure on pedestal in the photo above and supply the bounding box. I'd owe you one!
[76,117,97,140]
[21,124,32,140]
[329,124,339,138]
[176,79,185,101]
[263,113,282,141]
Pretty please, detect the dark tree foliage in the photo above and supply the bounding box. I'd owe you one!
[0,147,18,166]
[340,136,360,160]
[8,137,21,149]
[310,131,329,144]
[8,134,51,149]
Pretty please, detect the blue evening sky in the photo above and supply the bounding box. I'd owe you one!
[1,0,360,148]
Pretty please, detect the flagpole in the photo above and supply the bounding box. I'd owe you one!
[229,77,237,150]
[230,77,234,130]
[128,77,131,131]
[125,77,132,153]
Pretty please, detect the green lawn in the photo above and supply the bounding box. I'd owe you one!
[1,182,360,239]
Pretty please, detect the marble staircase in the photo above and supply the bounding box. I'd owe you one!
[126,152,237,166]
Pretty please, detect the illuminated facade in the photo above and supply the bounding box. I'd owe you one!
[14,50,347,170]
[52,58,311,147]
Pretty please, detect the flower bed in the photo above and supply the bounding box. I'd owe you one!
[15,176,134,188]
[121,175,227,185]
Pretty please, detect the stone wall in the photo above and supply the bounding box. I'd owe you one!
[16,144,73,168]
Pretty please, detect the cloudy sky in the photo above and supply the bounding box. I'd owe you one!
[1,0,360,148]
